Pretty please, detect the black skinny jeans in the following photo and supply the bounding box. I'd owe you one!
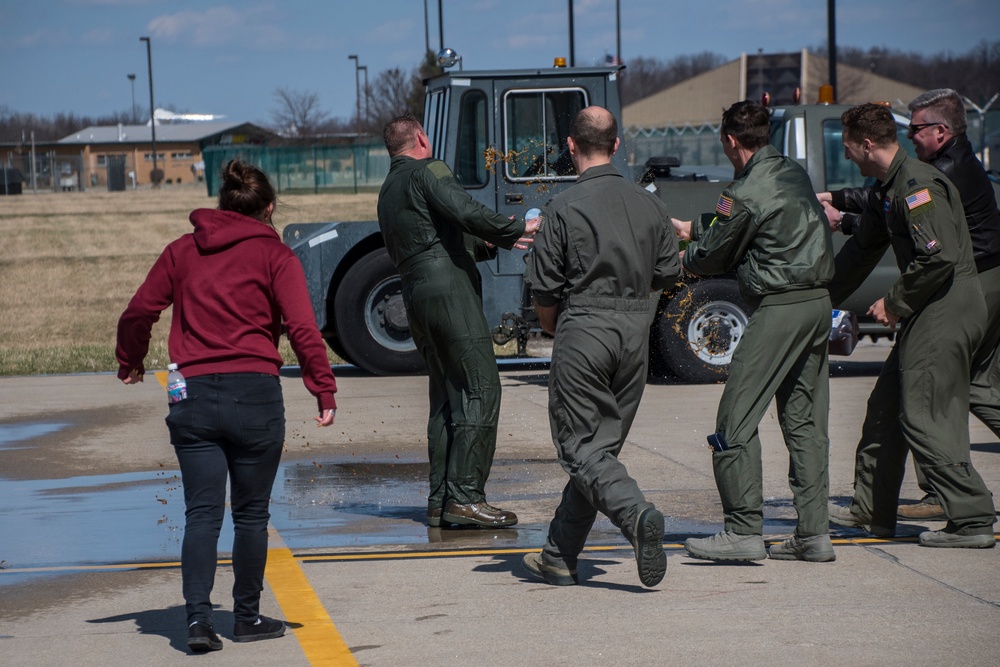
[166,373,285,625]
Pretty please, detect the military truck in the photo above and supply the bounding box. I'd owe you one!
[283,62,912,382]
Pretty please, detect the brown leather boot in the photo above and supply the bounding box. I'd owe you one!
[442,500,518,527]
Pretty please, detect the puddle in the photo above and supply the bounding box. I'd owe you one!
[0,423,71,450]
[0,456,551,576]
[0,443,820,578]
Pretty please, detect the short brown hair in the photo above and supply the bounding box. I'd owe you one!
[383,114,423,156]
[720,100,770,151]
[569,108,618,157]
[841,103,898,148]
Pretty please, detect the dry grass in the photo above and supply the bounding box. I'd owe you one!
[0,185,379,375]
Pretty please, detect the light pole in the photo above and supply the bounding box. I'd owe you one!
[424,0,430,54]
[348,54,361,137]
[139,36,159,185]
[567,0,575,67]
[438,0,444,52]
[127,73,137,124]
[359,65,369,133]
[615,0,621,66]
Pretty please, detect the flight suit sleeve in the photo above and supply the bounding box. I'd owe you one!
[883,178,962,318]
[682,192,754,277]
[419,160,526,249]
[651,199,681,291]
[528,203,566,308]
[465,234,498,263]
[827,195,891,307]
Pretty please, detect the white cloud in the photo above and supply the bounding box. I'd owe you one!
[146,6,284,47]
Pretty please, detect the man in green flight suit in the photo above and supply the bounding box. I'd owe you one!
[675,100,837,563]
[377,114,540,528]
[826,103,995,548]
[520,106,680,588]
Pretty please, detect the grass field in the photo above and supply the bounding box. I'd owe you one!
[0,185,379,376]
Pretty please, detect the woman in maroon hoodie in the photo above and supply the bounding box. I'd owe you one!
[116,159,337,652]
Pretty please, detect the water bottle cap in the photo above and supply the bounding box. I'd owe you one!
[167,363,178,371]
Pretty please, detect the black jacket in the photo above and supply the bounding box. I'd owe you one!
[833,133,1000,272]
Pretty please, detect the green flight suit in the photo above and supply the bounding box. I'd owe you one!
[528,163,680,564]
[829,148,996,535]
[683,145,835,537]
[377,156,525,509]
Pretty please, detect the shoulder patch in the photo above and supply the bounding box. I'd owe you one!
[905,188,933,212]
[715,194,734,217]
[427,160,453,180]
[907,178,917,188]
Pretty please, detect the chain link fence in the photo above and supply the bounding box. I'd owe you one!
[202,143,389,195]
[623,123,727,176]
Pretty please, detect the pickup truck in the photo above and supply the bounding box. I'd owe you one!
[283,63,913,383]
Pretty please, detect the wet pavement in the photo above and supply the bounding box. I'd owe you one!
[1,340,998,666]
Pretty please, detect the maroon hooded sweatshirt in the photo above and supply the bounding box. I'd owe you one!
[116,208,337,412]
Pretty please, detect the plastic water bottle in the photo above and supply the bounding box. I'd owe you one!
[166,363,187,404]
[525,207,542,222]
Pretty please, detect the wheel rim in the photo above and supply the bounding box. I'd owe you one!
[686,300,748,366]
[363,276,416,353]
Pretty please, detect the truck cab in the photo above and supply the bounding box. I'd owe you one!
[284,64,629,376]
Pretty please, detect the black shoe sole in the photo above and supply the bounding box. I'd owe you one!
[188,637,223,652]
[635,508,666,587]
[232,628,286,643]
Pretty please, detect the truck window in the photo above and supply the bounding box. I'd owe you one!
[822,120,866,191]
[455,90,488,187]
[424,88,450,161]
[503,88,587,182]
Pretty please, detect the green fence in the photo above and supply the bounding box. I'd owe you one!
[202,142,389,196]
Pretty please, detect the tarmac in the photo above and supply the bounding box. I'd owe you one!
[1,339,998,666]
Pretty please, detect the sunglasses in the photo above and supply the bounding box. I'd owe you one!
[907,122,944,136]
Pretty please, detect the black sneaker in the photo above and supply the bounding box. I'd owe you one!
[187,621,223,652]
[233,616,286,643]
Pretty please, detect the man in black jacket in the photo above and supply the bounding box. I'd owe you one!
[822,89,1000,523]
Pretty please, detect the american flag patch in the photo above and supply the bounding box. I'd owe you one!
[906,188,933,210]
[716,195,733,217]
[926,239,938,251]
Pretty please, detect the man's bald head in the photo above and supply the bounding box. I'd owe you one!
[569,106,618,158]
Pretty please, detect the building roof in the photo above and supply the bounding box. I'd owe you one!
[57,121,270,145]
[623,51,927,129]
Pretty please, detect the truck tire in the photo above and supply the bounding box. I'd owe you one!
[332,248,426,375]
[653,279,752,384]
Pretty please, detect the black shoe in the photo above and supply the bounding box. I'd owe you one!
[633,507,667,587]
[232,616,286,643]
[442,500,518,527]
[187,621,223,652]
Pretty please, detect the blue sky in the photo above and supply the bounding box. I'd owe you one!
[2,0,998,127]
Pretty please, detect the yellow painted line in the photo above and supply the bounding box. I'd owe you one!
[1,533,986,575]
[265,530,358,667]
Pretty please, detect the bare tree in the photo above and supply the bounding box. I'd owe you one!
[366,68,420,133]
[620,52,728,106]
[269,87,331,137]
